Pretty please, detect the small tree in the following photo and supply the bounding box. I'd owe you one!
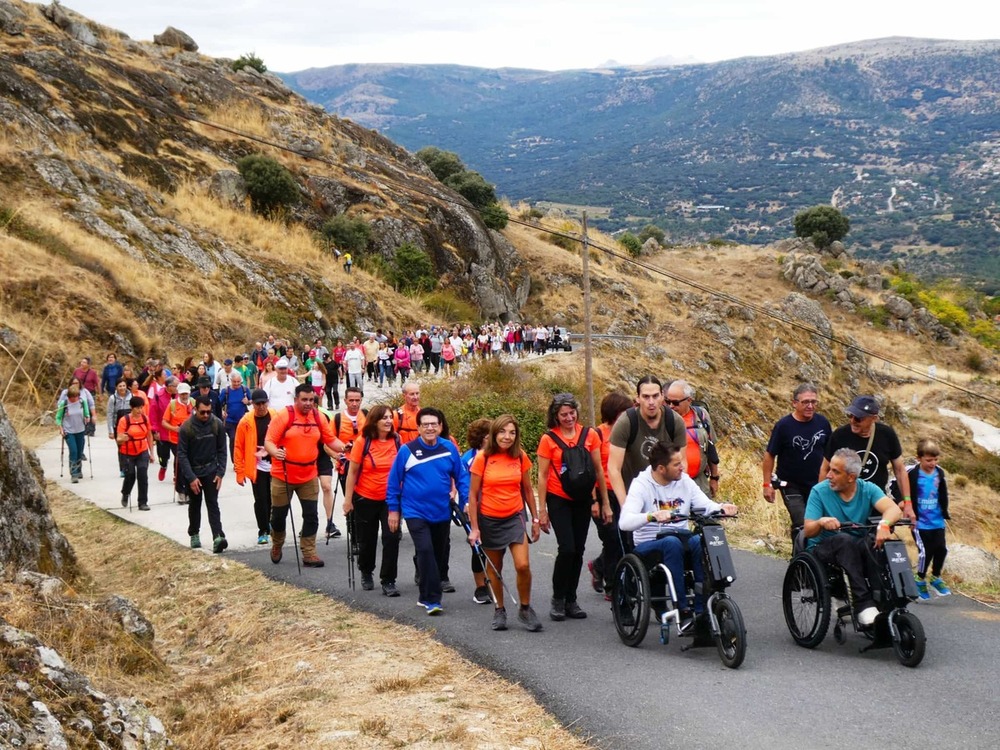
[637,224,665,245]
[415,147,465,182]
[389,243,437,293]
[237,154,298,216]
[443,171,497,209]
[232,52,267,74]
[321,214,371,254]
[480,202,508,230]
[619,232,642,257]
[793,205,850,249]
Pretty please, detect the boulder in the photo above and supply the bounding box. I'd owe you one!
[780,292,833,339]
[0,402,76,578]
[0,0,25,35]
[208,170,247,207]
[153,26,198,52]
[945,543,1000,586]
[98,595,155,647]
[883,293,914,319]
[41,1,103,49]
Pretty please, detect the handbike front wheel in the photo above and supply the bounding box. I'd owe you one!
[892,611,926,668]
[713,596,747,669]
[612,554,650,647]
[782,553,831,648]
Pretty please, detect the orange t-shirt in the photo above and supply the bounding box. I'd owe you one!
[683,410,702,478]
[394,405,420,443]
[117,414,151,456]
[471,450,532,518]
[266,407,335,484]
[598,422,613,478]
[349,437,399,501]
[163,398,193,445]
[536,424,601,500]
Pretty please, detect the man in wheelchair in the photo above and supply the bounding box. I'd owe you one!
[803,447,902,628]
[619,442,737,629]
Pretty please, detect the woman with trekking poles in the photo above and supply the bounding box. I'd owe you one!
[342,404,402,597]
[466,415,544,632]
[536,393,611,622]
[56,384,91,483]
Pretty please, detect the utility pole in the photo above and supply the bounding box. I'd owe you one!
[581,212,595,427]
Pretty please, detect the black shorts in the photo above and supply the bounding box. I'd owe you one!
[317,452,334,476]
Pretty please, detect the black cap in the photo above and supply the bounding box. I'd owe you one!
[251,388,269,404]
[845,395,879,418]
[196,376,212,388]
[224,358,233,365]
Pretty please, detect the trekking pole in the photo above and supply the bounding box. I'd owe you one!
[451,502,519,608]
[287,502,302,575]
[345,510,357,590]
[59,434,65,478]
[87,432,93,479]
[326,475,342,546]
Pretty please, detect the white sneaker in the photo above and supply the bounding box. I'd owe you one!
[857,606,879,627]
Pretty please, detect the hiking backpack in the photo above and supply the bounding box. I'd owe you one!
[547,427,597,502]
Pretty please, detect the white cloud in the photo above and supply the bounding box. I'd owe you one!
[63,0,1000,72]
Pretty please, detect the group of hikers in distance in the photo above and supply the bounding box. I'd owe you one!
[55,335,953,636]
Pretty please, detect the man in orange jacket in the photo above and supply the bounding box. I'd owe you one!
[235,389,277,545]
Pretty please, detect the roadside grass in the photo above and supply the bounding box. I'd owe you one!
[10,484,590,750]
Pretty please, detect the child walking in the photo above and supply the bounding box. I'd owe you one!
[906,438,951,600]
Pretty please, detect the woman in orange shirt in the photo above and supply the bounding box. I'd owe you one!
[116,396,156,510]
[536,393,611,622]
[343,405,402,596]
[468,415,543,632]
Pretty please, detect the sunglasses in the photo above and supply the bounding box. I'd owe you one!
[666,398,690,406]
[553,393,577,406]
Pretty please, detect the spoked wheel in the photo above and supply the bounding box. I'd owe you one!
[892,611,926,668]
[782,553,831,648]
[713,596,747,669]
[612,554,650,647]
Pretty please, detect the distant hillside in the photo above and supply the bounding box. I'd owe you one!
[283,38,1000,291]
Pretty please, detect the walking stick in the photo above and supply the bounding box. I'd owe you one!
[345,510,357,590]
[451,502,519,608]
[87,432,94,479]
[287,501,302,575]
[326,473,342,546]
[59,433,65,478]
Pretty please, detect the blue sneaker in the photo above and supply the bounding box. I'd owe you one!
[257,534,269,545]
[930,577,951,596]
[425,602,443,616]
[915,576,930,601]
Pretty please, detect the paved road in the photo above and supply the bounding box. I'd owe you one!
[37,411,1000,749]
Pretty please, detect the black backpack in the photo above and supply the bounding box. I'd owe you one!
[624,405,677,448]
[547,427,597,502]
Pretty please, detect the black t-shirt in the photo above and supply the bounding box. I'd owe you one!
[823,422,902,492]
[254,414,271,449]
[765,413,832,490]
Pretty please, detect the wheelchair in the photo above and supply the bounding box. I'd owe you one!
[611,511,746,669]
[782,520,926,667]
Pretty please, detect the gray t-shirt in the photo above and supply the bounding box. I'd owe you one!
[609,406,687,492]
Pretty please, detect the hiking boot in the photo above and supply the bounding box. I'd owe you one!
[138,504,150,511]
[158,466,167,482]
[564,601,587,619]
[257,534,269,545]
[361,573,375,591]
[549,597,566,621]
[587,559,603,593]
[930,577,951,596]
[303,555,325,568]
[213,536,228,554]
[472,585,491,605]
[382,582,400,597]
[190,534,201,549]
[915,576,931,601]
[518,606,543,632]
[491,607,508,631]
[441,579,456,593]
[301,535,324,567]
[121,493,129,508]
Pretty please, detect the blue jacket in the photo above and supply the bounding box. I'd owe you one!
[386,437,470,522]
[100,361,124,395]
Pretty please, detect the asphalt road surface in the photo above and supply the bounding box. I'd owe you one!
[37,428,1000,749]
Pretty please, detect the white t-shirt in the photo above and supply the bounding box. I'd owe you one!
[264,375,297,411]
[344,348,365,374]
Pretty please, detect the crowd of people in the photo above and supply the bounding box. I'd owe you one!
[55,333,953,632]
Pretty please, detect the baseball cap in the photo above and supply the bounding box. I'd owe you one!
[177,382,191,394]
[308,349,316,358]
[845,395,879,419]
[276,358,289,369]
[224,358,233,365]
[251,388,269,404]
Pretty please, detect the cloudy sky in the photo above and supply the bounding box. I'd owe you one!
[65,0,997,72]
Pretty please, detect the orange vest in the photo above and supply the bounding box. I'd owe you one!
[117,414,151,456]
[164,398,193,445]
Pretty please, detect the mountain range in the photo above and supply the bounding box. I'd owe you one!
[281,38,1000,290]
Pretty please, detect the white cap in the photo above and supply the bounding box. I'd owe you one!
[276,358,289,369]
[177,383,191,394]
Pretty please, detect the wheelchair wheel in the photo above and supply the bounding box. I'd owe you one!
[892,611,926,668]
[782,552,831,648]
[713,597,746,669]
[612,554,650,647]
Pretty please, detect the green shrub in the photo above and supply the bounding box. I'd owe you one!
[321,214,371,254]
[480,202,509,230]
[421,290,479,323]
[857,304,890,328]
[544,231,577,251]
[917,290,969,330]
[236,154,298,216]
[619,232,642,257]
[415,147,464,182]
[232,52,267,73]
[636,224,665,245]
[444,171,497,209]
[387,243,436,293]
[793,205,850,249]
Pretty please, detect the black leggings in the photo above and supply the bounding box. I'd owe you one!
[353,496,401,584]
[590,492,630,589]
[251,471,271,537]
[547,494,591,603]
[915,527,948,578]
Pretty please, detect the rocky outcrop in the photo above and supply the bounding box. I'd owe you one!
[0,619,172,748]
[152,26,197,52]
[41,1,103,50]
[0,0,25,35]
[945,543,1000,586]
[0,402,75,578]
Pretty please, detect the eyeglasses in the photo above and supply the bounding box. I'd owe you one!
[796,400,819,406]
[419,422,440,429]
[666,398,690,406]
